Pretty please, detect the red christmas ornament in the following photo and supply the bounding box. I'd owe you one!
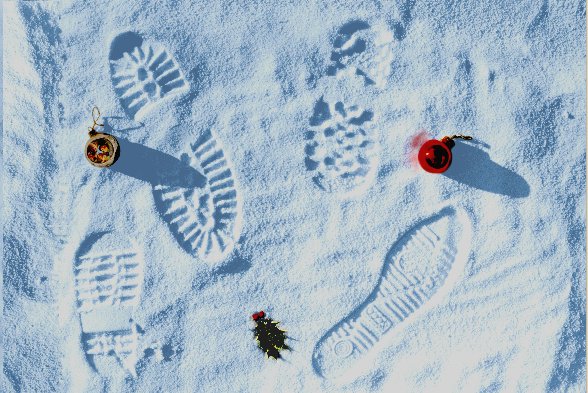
[418,134,472,173]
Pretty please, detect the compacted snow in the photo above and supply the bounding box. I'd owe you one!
[3,1,586,392]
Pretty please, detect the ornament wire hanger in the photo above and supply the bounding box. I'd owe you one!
[88,106,104,134]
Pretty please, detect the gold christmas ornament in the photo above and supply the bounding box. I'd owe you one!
[84,107,120,168]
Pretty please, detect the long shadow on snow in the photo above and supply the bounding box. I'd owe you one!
[444,142,530,198]
[110,138,206,189]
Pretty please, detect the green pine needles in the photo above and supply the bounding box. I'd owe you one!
[251,310,290,359]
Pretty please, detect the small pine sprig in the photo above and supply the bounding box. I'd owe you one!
[251,310,290,359]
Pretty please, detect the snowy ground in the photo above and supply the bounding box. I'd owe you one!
[3,1,586,392]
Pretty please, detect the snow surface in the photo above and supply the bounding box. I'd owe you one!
[3,1,586,392]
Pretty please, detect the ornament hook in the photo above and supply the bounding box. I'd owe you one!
[447,134,473,141]
[88,106,104,134]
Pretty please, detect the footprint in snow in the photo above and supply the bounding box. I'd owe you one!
[304,97,379,197]
[326,20,395,88]
[109,31,189,120]
[152,129,243,265]
[74,232,144,377]
[312,205,472,381]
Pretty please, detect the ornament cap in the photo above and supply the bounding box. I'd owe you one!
[441,136,455,149]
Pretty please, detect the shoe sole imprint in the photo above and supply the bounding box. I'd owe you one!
[327,20,395,88]
[109,34,188,120]
[153,129,243,264]
[74,233,144,376]
[312,206,472,380]
[304,98,379,196]
[82,325,140,377]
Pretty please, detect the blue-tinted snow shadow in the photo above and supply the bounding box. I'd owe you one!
[547,268,586,390]
[109,31,144,119]
[444,142,530,198]
[191,249,252,292]
[390,0,416,41]
[3,361,20,392]
[212,249,251,276]
[101,99,204,189]
[110,31,143,61]
[109,138,206,188]
[526,0,548,38]
[3,234,35,300]
[75,231,111,260]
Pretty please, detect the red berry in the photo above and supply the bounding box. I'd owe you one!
[252,313,259,320]
[258,311,265,318]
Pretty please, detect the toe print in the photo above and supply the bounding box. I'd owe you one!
[109,32,188,120]
[327,20,395,88]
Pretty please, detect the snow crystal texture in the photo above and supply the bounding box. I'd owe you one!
[3,1,586,392]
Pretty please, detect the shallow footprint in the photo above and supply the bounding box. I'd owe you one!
[312,205,472,381]
[109,31,189,120]
[74,232,144,377]
[153,129,243,265]
[327,20,395,88]
[305,97,379,196]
